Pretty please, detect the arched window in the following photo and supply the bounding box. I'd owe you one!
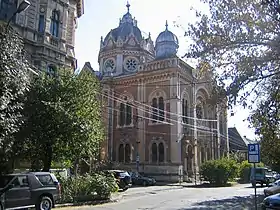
[196,105,203,119]
[50,10,59,37]
[158,97,164,121]
[187,145,193,170]
[125,144,131,163]
[119,103,125,126]
[118,144,124,162]
[207,147,211,160]
[158,143,164,163]
[182,99,188,123]
[47,65,57,76]
[151,96,165,123]
[151,143,157,162]
[126,103,132,125]
[119,96,132,126]
[152,98,157,123]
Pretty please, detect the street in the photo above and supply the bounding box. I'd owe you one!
[59,184,266,210]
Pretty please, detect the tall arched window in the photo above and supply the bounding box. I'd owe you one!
[118,144,124,162]
[196,105,203,119]
[158,143,164,163]
[158,97,165,121]
[47,65,57,76]
[201,147,205,163]
[151,96,165,123]
[152,98,157,123]
[182,99,188,123]
[119,96,132,126]
[151,143,157,163]
[125,144,131,163]
[119,103,125,126]
[50,10,59,37]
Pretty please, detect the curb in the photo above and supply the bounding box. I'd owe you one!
[56,193,124,208]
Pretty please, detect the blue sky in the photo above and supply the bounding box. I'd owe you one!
[74,0,255,140]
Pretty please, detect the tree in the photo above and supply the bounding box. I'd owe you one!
[17,69,104,171]
[184,0,280,168]
[184,0,280,106]
[249,76,280,171]
[0,23,31,174]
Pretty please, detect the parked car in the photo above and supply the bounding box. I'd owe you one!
[130,172,156,186]
[0,172,61,210]
[250,167,275,187]
[262,193,280,209]
[105,170,132,191]
[264,180,280,197]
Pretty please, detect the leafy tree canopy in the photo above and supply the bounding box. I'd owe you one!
[17,69,104,171]
[0,23,31,174]
[184,0,280,107]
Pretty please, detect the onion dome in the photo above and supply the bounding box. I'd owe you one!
[155,21,179,59]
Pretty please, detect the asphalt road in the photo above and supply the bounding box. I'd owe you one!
[60,184,266,210]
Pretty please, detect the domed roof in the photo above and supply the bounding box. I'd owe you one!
[103,3,143,44]
[155,21,179,59]
[156,22,179,45]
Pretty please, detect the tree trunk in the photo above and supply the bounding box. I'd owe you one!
[42,144,53,172]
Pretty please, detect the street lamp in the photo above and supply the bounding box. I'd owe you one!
[6,0,31,31]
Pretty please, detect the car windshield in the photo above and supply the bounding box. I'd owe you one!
[0,175,14,188]
[119,172,129,178]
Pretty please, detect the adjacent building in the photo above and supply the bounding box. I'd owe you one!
[0,0,84,71]
[99,3,229,181]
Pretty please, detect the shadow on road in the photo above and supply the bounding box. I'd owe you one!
[177,194,265,210]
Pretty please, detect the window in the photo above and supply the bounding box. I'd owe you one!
[158,143,164,163]
[36,175,54,186]
[118,144,124,162]
[0,175,14,188]
[47,65,56,76]
[119,97,132,126]
[125,58,138,71]
[151,97,165,123]
[50,10,59,37]
[118,143,131,163]
[125,144,131,163]
[196,105,203,119]
[151,143,157,162]
[38,15,45,33]
[11,176,29,188]
[182,99,188,123]
[151,142,165,163]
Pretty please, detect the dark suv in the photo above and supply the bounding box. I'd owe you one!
[105,170,131,191]
[0,172,61,210]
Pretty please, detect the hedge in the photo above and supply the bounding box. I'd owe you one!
[200,158,238,186]
[57,172,118,204]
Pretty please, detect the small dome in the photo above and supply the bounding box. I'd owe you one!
[103,3,143,44]
[155,21,179,59]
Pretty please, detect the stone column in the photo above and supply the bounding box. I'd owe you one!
[216,106,221,159]
[169,73,182,163]
[192,82,199,176]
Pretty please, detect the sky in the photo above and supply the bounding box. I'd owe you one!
[74,0,256,140]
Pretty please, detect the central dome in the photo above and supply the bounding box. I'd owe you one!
[103,3,143,44]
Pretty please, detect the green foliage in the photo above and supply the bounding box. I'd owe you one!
[58,173,118,203]
[0,24,31,174]
[184,0,279,107]
[17,69,105,171]
[200,158,239,186]
[249,81,280,172]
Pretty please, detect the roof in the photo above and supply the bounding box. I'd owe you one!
[228,127,248,151]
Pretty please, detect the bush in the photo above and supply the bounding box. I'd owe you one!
[58,172,118,203]
[200,158,238,186]
[238,160,265,183]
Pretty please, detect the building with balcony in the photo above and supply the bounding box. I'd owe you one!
[99,3,229,181]
[0,0,84,71]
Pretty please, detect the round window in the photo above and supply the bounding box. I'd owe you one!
[125,58,138,71]
[104,59,115,72]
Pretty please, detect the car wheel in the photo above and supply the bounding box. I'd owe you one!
[36,196,52,210]
[143,181,147,186]
[122,187,128,192]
